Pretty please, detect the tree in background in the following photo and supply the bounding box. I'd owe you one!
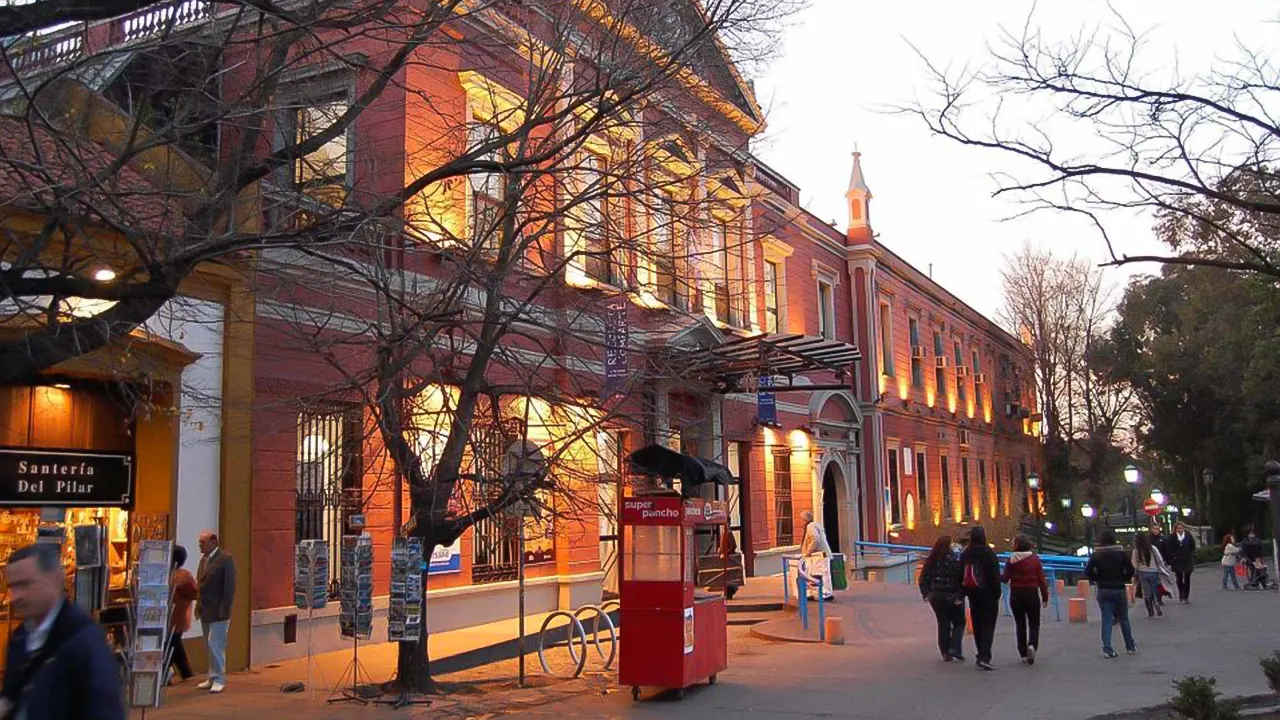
[1105,176,1280,533]
[909,8,1280,279]
[999,244,1137,514]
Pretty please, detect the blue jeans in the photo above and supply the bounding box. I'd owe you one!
[203,620,230,683]
[1096,588,1136,653]
[1138,570,1161,616]
[1222,565,1241,589]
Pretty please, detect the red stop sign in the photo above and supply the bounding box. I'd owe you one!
[1142,498,1162,516]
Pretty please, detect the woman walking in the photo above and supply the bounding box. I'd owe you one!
[960,526,1001,671]
[168,545,198,684]
[1001,535,1048,665]
[1132,532,1170,618]
[918,535,965,662]
[1085,529,1137,658]
[1220,533,1242,590]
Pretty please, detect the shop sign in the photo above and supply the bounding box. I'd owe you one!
[0,448,133,507]
[428,538,461,574]
[602,297,629,398]
[756,376,777,425]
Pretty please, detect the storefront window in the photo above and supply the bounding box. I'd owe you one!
[624,525,682,581]
[295,406,363,598]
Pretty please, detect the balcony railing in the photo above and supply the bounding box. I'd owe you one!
[116,0,213,44]
[7,29,85,74]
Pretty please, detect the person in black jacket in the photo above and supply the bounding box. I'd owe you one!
[1168,522,1197,603]
[918,535,965,662]
[1085,529,1138,658]
[960,525,1001,670]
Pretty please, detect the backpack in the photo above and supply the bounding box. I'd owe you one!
[963,561,983,590]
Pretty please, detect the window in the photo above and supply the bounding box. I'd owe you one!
[290,89,351,206]
[940,455,951,515]
[467,122,504,255]
[909,318,923,388]
[972,349,982,377]
[578,153,619,284]
[887,447,901,525]
[818,279,835,339]
[652,196,685,308]
[878,301,893,374]
[961,457,972,519]
[978,459,988,519]
[933,331,945,399]
[774,449,794,545]
[954,341,967,408]
[703,220,729,323]
[915,450,928,516]
[295,405,363,598]
[724,219,751,328]
[995,462,1004,516]
[763,260,781,333]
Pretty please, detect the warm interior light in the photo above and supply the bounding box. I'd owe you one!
[52,383,71,390]
[925,389,936,408]
[905,492,916,530]
[93,268,117,282]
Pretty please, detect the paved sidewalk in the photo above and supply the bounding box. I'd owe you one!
[133,568,1279,719]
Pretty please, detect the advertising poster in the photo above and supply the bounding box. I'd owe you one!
[427,538,461,575]
[683,607,694,655]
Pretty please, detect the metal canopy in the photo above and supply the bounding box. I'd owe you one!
[664,332,861,394]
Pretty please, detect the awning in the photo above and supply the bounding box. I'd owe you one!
[628,445,735,498]
[661,332,861,394]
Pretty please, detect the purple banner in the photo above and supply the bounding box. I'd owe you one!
[602,297,629,398]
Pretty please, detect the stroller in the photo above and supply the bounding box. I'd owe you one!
[1243,558,1278,591]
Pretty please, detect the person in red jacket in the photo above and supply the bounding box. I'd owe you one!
[1001,535,1049,665]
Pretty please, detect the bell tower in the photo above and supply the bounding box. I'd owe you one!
[846,150,872,244]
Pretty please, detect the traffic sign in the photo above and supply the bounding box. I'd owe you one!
[1142,498,1162,517]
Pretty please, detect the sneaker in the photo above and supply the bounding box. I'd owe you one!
[1103,649,1118,659]
[950,654,965,662]
[976,660,995,671]
[1126,647,1138,655]
[196,680,213,690]
[210,681,225,694]
[1026,645,1036,666]
[1156,606,1164,617]
[942,653,953,662]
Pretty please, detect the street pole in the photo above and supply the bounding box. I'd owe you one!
[1266,461,1280,585]
[1130,488,1138,536]
[517,515,526,688]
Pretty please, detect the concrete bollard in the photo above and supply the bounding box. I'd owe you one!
[1068,597,1088,623]
[868,570,880,583]
[1076,579,1090,599]
[824,616,845,645]
[1055,579,1066,598]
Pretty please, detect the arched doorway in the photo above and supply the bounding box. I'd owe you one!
[822,463,843,554]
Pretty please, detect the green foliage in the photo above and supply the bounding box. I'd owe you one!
[1261,651,1280,695]
[1169,676,1241,720]
[1107,263,1280,533]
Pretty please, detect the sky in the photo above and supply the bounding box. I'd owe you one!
[751,0,1276,319]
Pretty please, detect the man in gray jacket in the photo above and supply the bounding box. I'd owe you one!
[196,530,235,694]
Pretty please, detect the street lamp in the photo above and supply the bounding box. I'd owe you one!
[1061,496,1073,537]
[1150,488,1166,506]
[1265,461,1280,579]
[1165,504,1180,535]
[1202,469,1215,542]
[1027,472,1042,552]
[1181,507,1193,518]
[1081,502,1095,549]
[1124,463,1141,535]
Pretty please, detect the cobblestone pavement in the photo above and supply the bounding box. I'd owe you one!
[134,568,1280,719]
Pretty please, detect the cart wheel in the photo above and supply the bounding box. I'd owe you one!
[708,674,717,686]
[631,686,641,701]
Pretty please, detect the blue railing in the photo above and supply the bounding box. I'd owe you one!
[852,540,1092,623]
[781,555,827,642]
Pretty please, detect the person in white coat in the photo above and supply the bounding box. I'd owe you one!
[1220,533,1242,590]
[800,511,834,600]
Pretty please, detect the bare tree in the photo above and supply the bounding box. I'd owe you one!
[999,243,1136,503]
[907,8,1280,278]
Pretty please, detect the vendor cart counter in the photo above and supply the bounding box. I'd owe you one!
[618,495,729,700]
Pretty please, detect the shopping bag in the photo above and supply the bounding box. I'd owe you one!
[1236,564,1248,578]
[830,553,848,591]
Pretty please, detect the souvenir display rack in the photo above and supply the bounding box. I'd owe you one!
[128,539,173,711]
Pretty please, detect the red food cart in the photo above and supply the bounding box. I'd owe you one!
[618,493,728,701]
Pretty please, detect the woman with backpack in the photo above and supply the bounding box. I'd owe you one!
[960,525,1001,670]
[1001,535,1048,665]
[918,535,965,662]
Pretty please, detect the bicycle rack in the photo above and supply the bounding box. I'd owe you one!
[537,603,619,678]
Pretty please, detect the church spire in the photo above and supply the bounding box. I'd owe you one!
[845,149,872,243]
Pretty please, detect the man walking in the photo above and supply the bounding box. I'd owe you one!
[1168,522,1197,603]
[196,530,236,694]
[0,543,123,719]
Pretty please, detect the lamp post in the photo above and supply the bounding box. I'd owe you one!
[1061,496,1073,539]
[1166,504,1180,535]
[1125,463,1141,537]
[1081,502,1095,550]
[1028,472,1042,552]
[1202,469,1215,542]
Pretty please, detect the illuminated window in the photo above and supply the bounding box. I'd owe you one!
[467,122,504,255]
[878,301,893,373]
[773,449,794,545]
[288,86,351,206]
[763,260,781,333]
